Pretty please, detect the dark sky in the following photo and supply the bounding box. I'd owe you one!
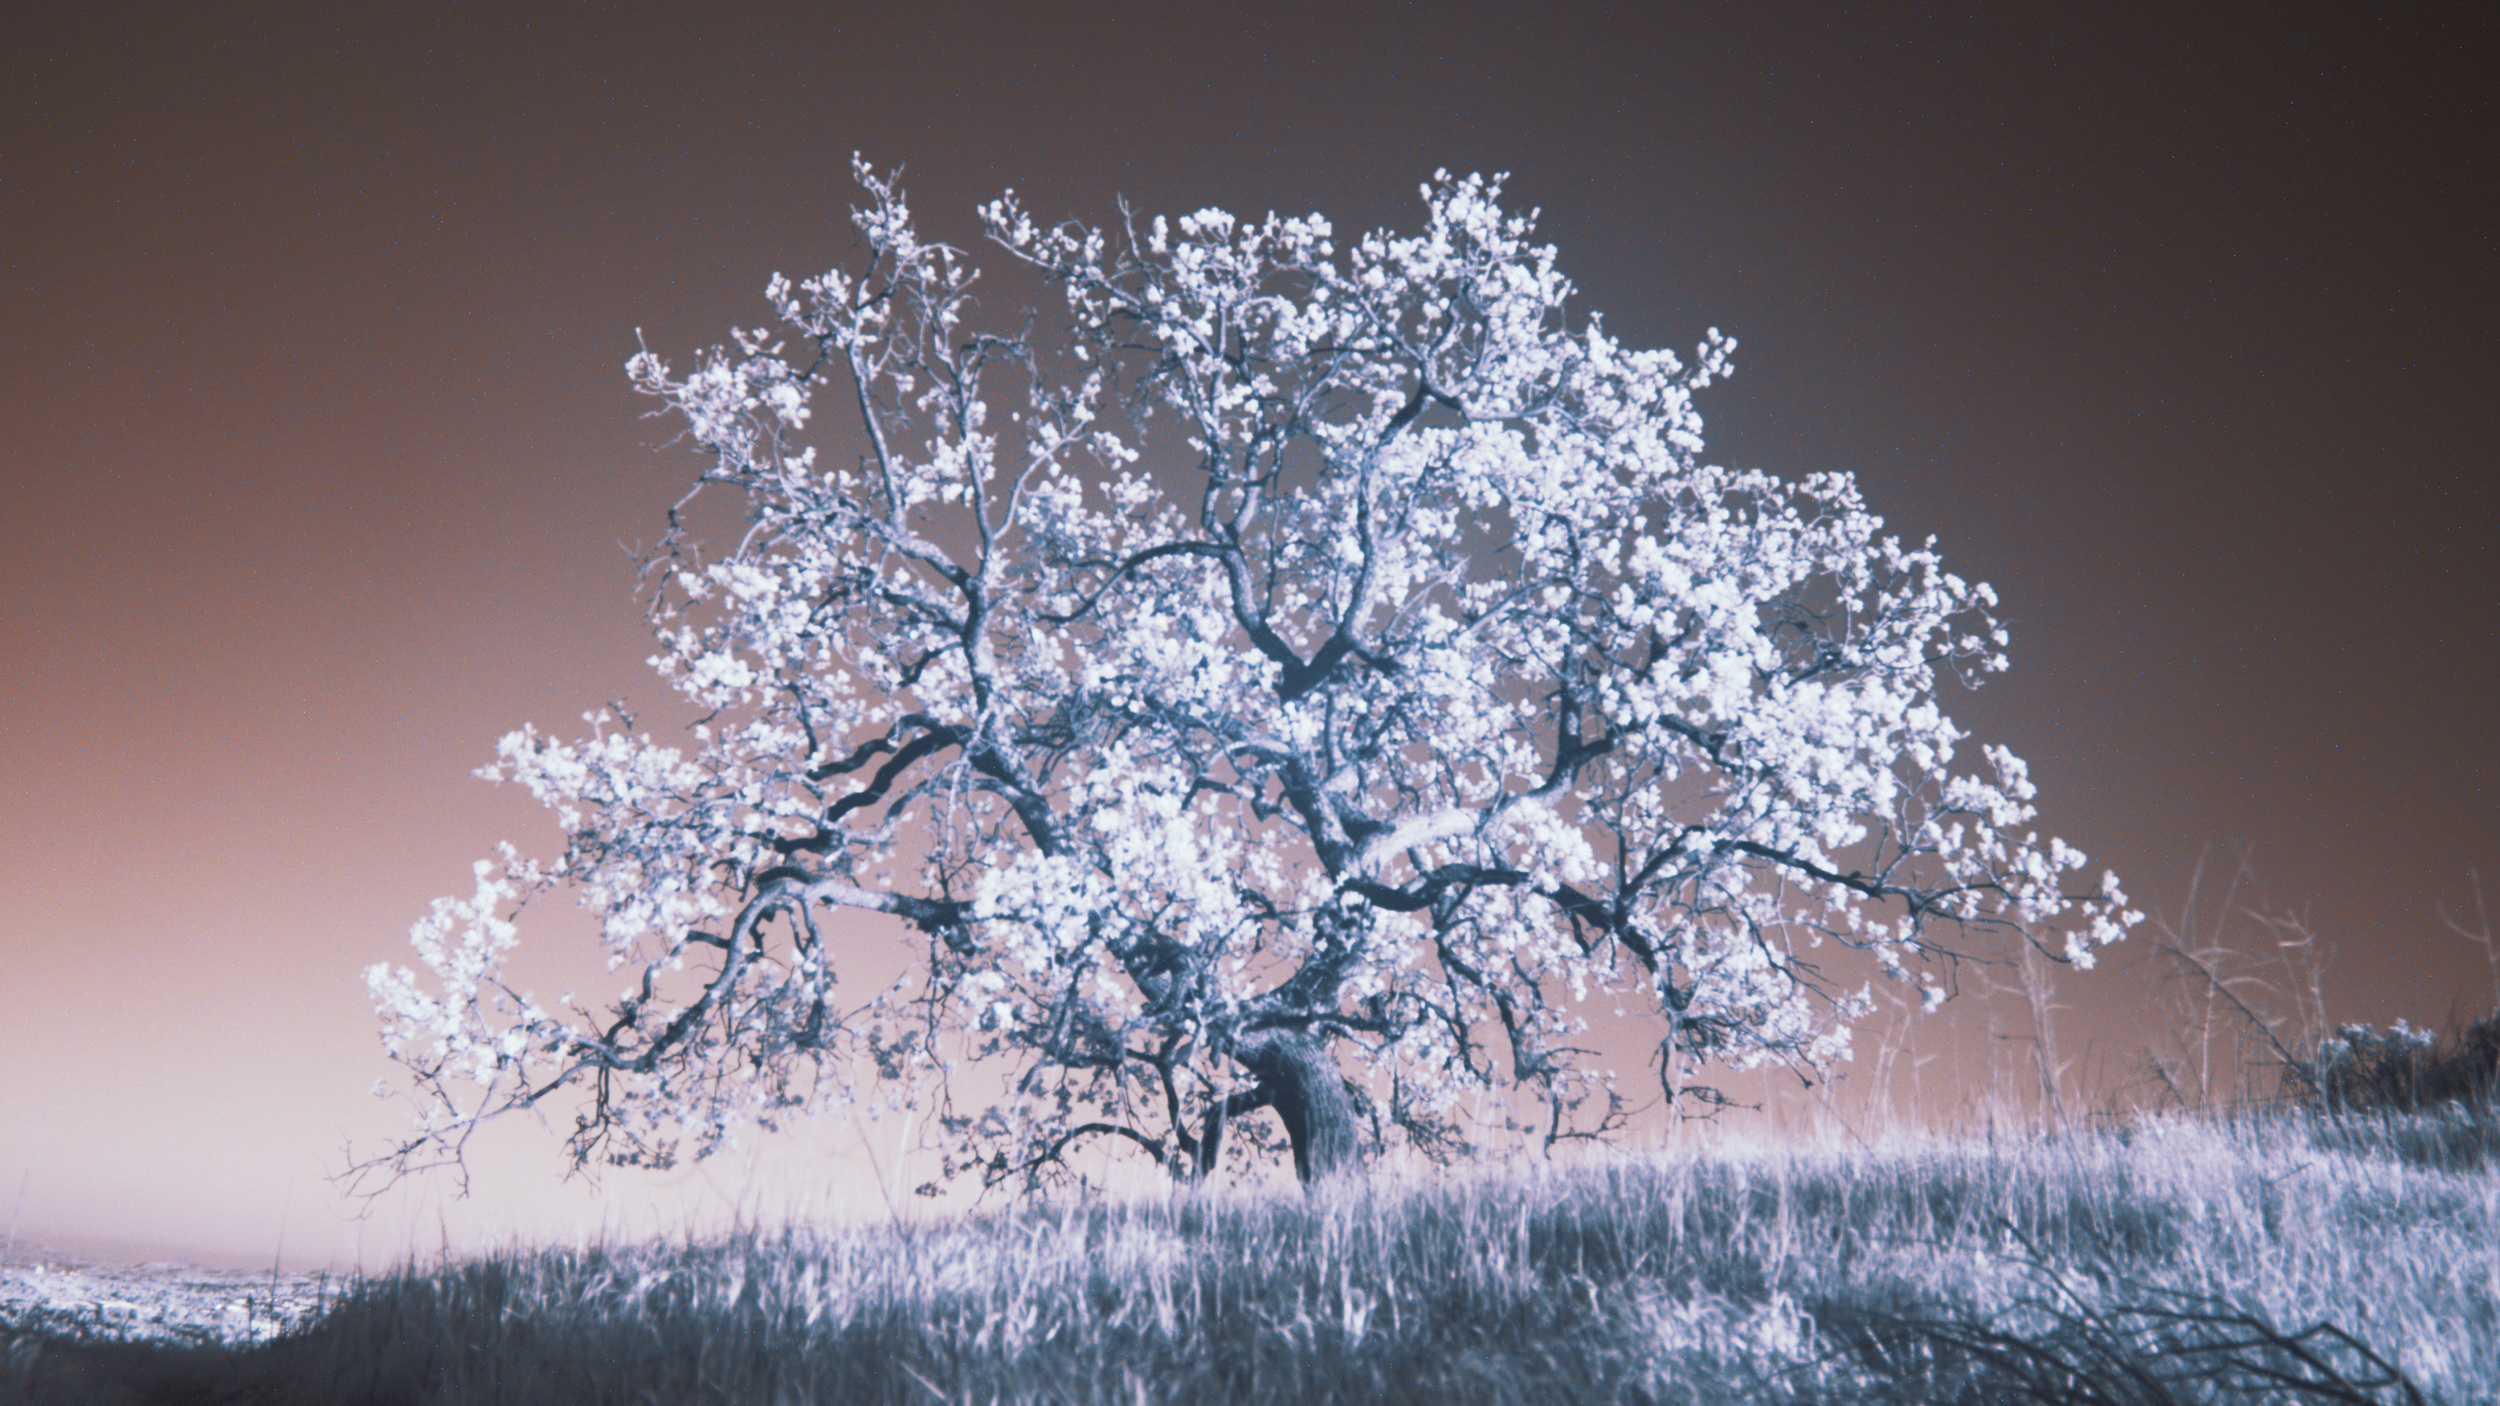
[4,1,2491,1270]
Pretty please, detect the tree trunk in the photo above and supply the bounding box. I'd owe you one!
[1236,1029,1360,1185]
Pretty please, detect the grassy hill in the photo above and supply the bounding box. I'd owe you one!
[6,1108,2490,1404]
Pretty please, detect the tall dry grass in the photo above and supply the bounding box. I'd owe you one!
[6,1109,2488,1405]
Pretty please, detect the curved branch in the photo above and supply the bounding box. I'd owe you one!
[1014,1121,1168,1180]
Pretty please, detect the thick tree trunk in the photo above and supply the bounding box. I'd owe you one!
[1236,1029,1360,1185]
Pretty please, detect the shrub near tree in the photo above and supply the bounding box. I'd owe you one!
[362,160,2141,1195]
[2299,1015,2500,1115]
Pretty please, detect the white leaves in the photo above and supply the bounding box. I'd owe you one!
[372,158,2137,1195]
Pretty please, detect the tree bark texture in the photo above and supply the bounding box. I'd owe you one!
[1236,1029,1360,1185]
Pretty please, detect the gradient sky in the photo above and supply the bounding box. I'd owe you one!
[4,2,2491,1272]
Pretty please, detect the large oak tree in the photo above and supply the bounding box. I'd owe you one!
[364,161,2138,1195]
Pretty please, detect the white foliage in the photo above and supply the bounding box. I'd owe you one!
[366,158,2139,1193]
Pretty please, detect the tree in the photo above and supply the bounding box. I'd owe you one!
[362,158,2141,1196]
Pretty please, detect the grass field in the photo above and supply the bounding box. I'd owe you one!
[5,1106,2491,1405]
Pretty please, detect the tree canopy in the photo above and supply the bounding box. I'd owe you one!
[364,159,2139,1195]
